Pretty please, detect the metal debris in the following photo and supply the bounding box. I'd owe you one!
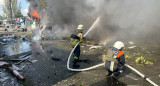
[0,62,25,80]
[12,64,20,71]
[14,56,31,65]
[8,67,25,80]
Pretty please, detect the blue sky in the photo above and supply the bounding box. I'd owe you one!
[19,0,29,16]
[0,0,29,16]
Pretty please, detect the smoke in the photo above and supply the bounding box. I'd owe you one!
[27,0,160,41]
[87,0,160,41]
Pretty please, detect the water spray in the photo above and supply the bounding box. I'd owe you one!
[66,16,158,86]
[67,16,103,72]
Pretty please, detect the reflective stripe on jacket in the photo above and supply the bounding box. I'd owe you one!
[105,47,125,64]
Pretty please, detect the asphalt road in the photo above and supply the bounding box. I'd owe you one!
[0,39,160,86]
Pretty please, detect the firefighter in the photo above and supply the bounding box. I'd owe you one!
[103,41,125,77]
[70,34,80,68]
[76,24,84,42]
[70,24,84,68]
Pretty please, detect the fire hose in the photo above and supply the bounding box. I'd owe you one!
[125,64,158,86]
[67,17,158,86]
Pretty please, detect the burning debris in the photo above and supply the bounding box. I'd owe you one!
[31,9,40,19]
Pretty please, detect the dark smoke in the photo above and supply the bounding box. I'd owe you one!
[27,0,160,41]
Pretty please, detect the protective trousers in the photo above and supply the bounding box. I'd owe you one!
[105,60,124,76]
[73,45,80,65]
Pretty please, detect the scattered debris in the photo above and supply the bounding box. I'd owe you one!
[20,65,26,70]
[31,60,38,63]
[0,53,31,62]
[83,50,88,53]
[14,56,31,65]
[2,51,32,60]
[0,62,25,80]
[0,51,31,82]
[125,54,132,59]
[86,45,93,47]
[8,67,25,80]
[135,56,153,65]
[128,41,134,45]
[12,64,20,71]
[128,46,136,49]
[0,61,9,67]
[89,45,102,49]
[0,42,5,44]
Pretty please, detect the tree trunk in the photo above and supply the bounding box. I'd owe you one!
[9,0,12,28]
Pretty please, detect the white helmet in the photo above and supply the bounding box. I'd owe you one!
[113,41,124,49]
[77,24,84,30]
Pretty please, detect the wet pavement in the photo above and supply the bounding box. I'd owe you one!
[0,38,31,86]
[5,41,31,56]
[0,38,160,86]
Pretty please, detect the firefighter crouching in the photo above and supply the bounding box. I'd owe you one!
[70,24,84,68]
[103,41,125,77]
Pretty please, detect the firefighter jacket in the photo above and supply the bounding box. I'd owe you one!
[105,47,125,65]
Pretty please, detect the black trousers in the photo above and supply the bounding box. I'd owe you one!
[105,60,124,76]
[73,45,80,64]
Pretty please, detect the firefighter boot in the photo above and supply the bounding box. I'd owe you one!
[73,56,80,68]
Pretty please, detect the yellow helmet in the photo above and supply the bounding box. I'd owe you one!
[77,24,84,30]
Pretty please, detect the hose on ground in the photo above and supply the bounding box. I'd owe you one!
[124,64,158,86]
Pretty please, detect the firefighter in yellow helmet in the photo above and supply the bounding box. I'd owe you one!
[70,24,84,68]
[77,24,84,42]
[103,41,126,77]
